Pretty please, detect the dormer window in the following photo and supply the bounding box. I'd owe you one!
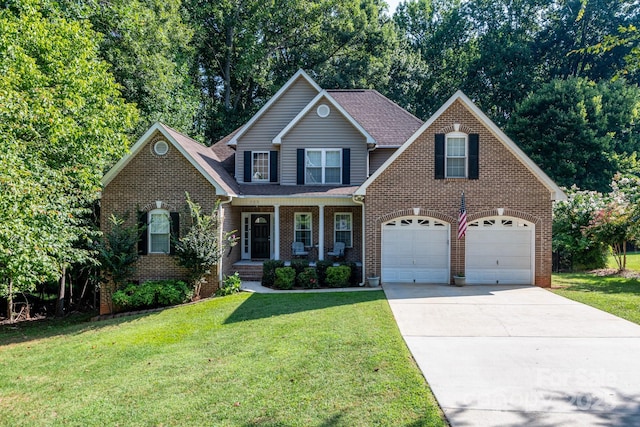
[305,149,341,184]
[252,152,269,182]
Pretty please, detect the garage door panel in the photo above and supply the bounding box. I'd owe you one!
[466,217,534,285]
[382,217,449,284]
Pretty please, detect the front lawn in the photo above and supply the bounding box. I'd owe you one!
[607,251,640,271]
[552,273,640,325]
[0,292,446,427]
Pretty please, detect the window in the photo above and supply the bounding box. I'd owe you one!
[294,213,312,247]
[446,133,467,178]
[149,209,170,253]
[251,151,269,181]
[335,213,352,247]
[305,149,341,184]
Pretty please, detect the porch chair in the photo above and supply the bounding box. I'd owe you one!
[327,242,345,260]
[291,241,309,258]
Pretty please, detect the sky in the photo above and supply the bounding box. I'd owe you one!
[386,0,402,15]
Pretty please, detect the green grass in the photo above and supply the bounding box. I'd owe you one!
[552,273,640,325]
[0,292,446,427]
[607,251,640,270]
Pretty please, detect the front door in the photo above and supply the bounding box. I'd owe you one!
[251,214,271,259]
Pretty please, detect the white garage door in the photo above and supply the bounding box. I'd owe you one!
[382,217,449,284]
[466,217,534,285]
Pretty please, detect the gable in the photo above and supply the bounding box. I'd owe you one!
[356,92,566,201]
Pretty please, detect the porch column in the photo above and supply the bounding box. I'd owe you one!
[318,205,324,261]
[274,204,280,260]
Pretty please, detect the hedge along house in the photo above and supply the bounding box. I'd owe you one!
[99,69,566,314]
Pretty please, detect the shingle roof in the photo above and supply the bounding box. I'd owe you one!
[159,123,240,196]
[327,90,423,147]
[237,184,359,197]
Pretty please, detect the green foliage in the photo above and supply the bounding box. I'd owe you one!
[174,193,238,297]
[216,272,242,296]
[94,214,140,288]
[289,258,309,277]
[552,187,608,271]
[261,260,284,288]
[111,280,192,310]
[325,265,351,288]
[315,260,333,287]
[274,267,295,290]
[507,77,640,192]
[340,261,360,287]
[297,267,319,289]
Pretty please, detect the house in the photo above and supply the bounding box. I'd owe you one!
[99,69,566,314]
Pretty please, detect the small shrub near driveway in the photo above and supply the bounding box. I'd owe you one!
[112,280,192,310]
[290,258,309,276]
[326,265,351,288]
[274,267,296,290]
[297,267,319,289]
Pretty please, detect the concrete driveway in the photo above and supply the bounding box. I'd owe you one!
[383,284,640,427]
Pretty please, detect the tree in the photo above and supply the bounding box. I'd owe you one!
[0,0,137,318]
[506,77,640,192]
[552,187,608,271]
[174,194,238,298]
[56,0,200,138]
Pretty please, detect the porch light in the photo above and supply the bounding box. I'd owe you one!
[497,208,504,216]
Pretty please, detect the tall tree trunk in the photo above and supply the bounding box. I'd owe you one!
[7,279,13,322]
[56,265,66,317]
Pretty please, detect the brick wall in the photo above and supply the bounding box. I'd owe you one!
[365,100,554,287]
[100,131,224,314]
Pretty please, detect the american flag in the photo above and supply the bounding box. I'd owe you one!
[457,192,468,239]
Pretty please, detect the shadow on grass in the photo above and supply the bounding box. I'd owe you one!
[224,290,386,325]
[556,273,640,295]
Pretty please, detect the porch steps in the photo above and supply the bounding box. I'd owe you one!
[233,263,264,282]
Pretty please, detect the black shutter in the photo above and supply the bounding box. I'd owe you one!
[296,149,305,185]
[468,134,479,180]
[270,150,278,183]
[243,151,252,182]
[342,148,350,185]
[137,211,148,255]
[435,134,445,179]
[169,212,180,255]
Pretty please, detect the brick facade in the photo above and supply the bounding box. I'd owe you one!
[100,131,224,314]
[364,100,554,287]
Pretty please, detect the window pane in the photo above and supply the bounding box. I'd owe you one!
[295,231,311,246]
[447,138,466,157]
[447,158,466,177]
[325,167,341,183]
[336,231,352,247]
[306,151,321,167]
[325,150,341,167]
[335,214,351,231]
[252,152,269,181]
[149,213,169,233]
[306,167,322,183]
[150,234,170,253]
[296,213,311,230]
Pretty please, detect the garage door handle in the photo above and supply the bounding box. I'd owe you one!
[496,260,499,265]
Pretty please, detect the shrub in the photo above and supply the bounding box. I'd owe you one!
[290,258,309,276]
[325,265,351,288]
[262,260,284,287]
[341,261,360,287]
[274,267,296,290]
[315,260,333,287]
[216,272,242,296]
[111,280,192,311]
[297,267,319,289]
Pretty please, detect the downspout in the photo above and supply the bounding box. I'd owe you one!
[218,195,234,284]
[352,195,366,286]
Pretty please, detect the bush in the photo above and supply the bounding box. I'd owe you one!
[290,258,309,276]
[325,266,351,288]
[297,267,319,289]
[111,280,192,311]
[274,267,296,290]
[340,261,360,287]
[315,260,333,287]
[216,272,242,296]
[262,260,285,287]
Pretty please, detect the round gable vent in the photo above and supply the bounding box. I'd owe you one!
[317,104,330,118]
[153,139,169,156]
